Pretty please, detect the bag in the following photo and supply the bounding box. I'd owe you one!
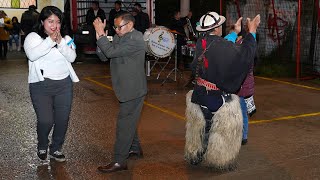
[244,95,256,117]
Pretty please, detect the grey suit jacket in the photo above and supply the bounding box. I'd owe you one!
[96,29,147,102]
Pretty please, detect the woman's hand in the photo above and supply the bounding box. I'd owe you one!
[247,14,260,34]
[55,30,62,44]
[49,30,62,44]
[233,17,243,34]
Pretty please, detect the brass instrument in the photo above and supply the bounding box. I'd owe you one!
[186,18,196,39]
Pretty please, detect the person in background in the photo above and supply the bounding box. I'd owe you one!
[86,0,106,49]
[133,2,150,34]
[20,5,39,51]
[93,12,147,173]
[9,16,21,51]
[170,10,187,69]
[24,6,79,162]
[236,32,258,146]
[108,1,125,36]
[0,10,13,59]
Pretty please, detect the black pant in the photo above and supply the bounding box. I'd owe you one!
[200,107,214,152]
[29,76,73,152]
[114,96,145,164]
[176,35,186,68]
[0,40,8,57]
[88,25,97,48]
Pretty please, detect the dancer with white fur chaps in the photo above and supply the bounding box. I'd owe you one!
[184,12,260,169]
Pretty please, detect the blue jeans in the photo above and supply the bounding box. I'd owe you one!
[9,34,19,48]
[240,97,248,140]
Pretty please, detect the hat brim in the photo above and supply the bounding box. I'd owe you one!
[196,16,226,32]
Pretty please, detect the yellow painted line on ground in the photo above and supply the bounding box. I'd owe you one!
[250,112,320,124]
[143,102,186,120]
[256,76,320,91]
[84,77,113,90]
[84,77,186,121]
[87,76,111,79]
[85,76,320,124]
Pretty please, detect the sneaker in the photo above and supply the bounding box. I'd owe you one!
[241,139,248,145]
[37,150,47,160]
[49,151,66,162]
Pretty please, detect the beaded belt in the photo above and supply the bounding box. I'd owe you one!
[196,78,220,91]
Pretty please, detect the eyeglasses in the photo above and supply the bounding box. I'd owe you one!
[113,22,129,31]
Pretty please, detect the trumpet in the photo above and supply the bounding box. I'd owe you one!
[186,18,196,39]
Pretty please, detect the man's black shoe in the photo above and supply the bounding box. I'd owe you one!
[97,162,128,173]
[128,150,144,159]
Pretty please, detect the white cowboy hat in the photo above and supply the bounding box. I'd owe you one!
[196,12,226,32]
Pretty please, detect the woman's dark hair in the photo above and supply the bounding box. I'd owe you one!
[36,6,65,39]
[12,16,19,23]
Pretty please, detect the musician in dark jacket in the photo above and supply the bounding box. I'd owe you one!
[108,1,125,36]
[133,2,150,33]
[86,1,106,48]
[169,10,187,68]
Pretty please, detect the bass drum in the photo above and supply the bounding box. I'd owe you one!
[143,26,176,58]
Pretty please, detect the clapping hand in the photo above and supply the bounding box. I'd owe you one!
[229,17,243,34]
[93,17,107,39]
[247,14,260,33]
[233,17,243,34]
[50,29,62,44]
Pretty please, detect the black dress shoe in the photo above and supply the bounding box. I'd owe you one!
[128,150,144,158]
[97,162,128,173]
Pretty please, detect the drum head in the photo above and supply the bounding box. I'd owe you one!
[144,27,176,58]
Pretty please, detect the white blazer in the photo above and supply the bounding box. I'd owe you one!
[24,32,79,83]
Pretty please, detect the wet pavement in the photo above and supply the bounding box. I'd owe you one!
[0,51,320,180]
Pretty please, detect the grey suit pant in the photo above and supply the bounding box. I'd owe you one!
[114,95,145,163]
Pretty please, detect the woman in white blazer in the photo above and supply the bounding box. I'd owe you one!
[24,6,79,162]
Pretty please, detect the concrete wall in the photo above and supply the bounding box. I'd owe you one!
[3,0,65,21]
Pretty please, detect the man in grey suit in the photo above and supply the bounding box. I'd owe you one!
[93,12,147,173]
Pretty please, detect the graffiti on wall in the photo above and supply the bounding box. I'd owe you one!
[267,12,289,43]
[226,0,297,56]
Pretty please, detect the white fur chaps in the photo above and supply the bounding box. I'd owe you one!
[185,90,243,168]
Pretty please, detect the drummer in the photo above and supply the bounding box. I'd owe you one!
[169,10,187,69]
